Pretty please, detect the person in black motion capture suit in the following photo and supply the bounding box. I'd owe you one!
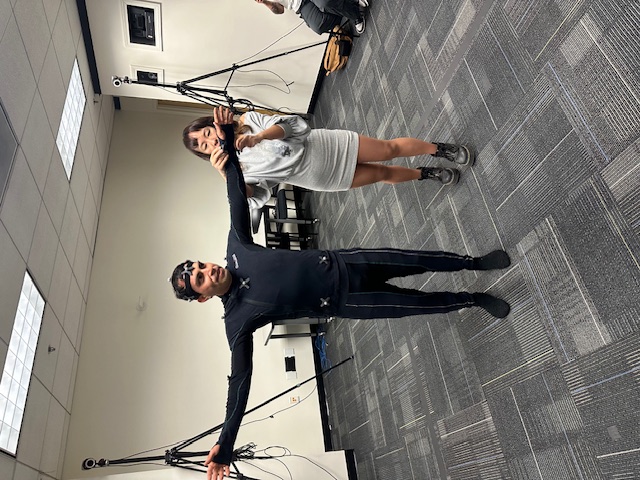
[169,107,511,480]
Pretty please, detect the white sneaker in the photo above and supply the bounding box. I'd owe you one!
[354,17,365,34]
[358,0,369,7]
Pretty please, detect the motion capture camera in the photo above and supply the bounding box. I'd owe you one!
[82,457,108,469]
[111,76,130,87]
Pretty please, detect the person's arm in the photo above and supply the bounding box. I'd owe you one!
[205,330,254,473]
[208,151,256,198]
[255,0,284,14]
[212,108,253,244]
[236,112,311,150]
[235,124,286,150]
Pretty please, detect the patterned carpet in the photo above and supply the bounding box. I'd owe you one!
[307,0,640,478]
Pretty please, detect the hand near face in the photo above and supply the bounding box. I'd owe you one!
[204,444,230,480]
[235,134,262,151]
[212,106,234,140]
[209,146,229,178]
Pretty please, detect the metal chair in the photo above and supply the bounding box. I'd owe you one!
[264,317,333,345]
[263,184,319,250]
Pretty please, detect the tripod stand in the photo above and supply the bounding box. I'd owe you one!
[112,40,329,116]
[81,355,353,478]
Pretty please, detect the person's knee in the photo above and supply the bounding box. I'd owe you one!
[384,140,402,159]
[301,5,338,34]
[378,165,397,184]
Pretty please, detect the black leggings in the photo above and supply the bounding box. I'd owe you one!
[337,248,476,319]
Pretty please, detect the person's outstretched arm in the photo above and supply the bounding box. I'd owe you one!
[204,330,254,478]
[255,0,285,14]
[208,151,257,198]
[211,107,253,245]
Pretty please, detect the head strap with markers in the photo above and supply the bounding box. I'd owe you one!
[169,260,199,302]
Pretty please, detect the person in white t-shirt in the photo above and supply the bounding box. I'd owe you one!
[182,109,476,209]
[255,0,369,34]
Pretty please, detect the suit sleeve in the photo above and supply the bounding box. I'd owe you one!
[213,329,254,465]
[221,124,253,245]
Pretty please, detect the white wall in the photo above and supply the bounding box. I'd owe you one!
[85,0,327,113]
[62,109,343,478]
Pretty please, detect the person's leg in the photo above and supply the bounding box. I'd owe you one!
[350,163,420,187]
[351,163,459,187]
[357,135,475,167]
[312,0,361,22]
[342,286,510,319]
[340,248,478,278]
[299,1,342,34]
[342,286,476,318]
[357,135,436,163]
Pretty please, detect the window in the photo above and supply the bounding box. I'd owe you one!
[0,273,45,455]
[56,59,86,179]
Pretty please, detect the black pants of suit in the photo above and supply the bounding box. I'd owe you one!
[298,0,361,34]
[336,248,476,319]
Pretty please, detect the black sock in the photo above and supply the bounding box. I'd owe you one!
[473,250,510,270]
[473,292,510,318]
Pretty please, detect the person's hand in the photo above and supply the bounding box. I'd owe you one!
[235,134,262,150]
[212,106,234,140]
[255,0,283,14]
[209,146,229,178]
[204,444,230,480]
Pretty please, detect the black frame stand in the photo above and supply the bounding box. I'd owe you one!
[81,355,353,478]
[111,40,329,115]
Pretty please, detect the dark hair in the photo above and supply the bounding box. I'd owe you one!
[169,260,199,302]
[182,116,250,161]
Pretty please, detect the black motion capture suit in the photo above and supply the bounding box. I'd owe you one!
[202,124,502,465]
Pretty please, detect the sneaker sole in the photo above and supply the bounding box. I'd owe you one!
[456,145,476,167]
[442,168,460,186]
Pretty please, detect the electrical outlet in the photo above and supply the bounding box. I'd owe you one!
[289,396,300,405]
[284,348,296,379]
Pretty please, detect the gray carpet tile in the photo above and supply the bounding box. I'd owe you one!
[307,0,639,478]
[437,401,511,479]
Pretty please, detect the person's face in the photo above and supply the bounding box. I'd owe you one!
[188,127,219,156]
[185,261,231,301]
